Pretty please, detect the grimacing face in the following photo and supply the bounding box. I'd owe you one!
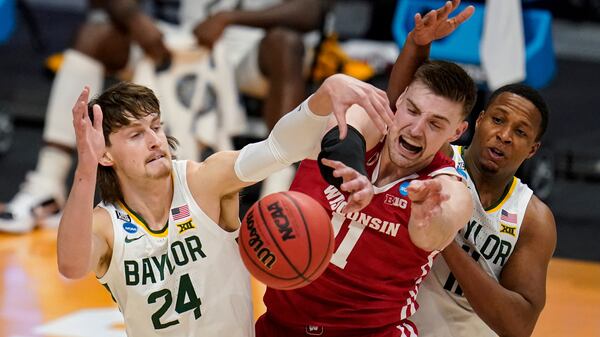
[102,113,172,181]
[387,81,468,171]
[470,92,542,175]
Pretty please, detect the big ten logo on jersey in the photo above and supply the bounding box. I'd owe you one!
[267,201,296,241]
[124,236,207,286]
[384,194,408,209]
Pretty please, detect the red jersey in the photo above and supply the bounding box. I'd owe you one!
[262,141,460,336]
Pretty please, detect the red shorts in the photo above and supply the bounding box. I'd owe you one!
[255,313,418,337]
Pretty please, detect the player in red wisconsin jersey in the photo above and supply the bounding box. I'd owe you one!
[256,1,478,336]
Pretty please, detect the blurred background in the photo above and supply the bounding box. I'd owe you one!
[0,0,599,336]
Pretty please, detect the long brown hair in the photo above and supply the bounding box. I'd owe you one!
[87,82,178,204]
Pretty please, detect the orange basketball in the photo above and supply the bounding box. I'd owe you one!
[239,191,334,290]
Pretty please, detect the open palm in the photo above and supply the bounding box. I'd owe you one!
[72,87,105,168]
[412,0,475,46]
[408,179,450,228]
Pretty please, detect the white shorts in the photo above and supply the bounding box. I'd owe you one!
[89,7,319,99]
[156,23,319,98]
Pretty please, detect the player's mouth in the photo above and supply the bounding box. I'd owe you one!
[146,152,166,164]
[399,136,423,157]
[487,146,505,161]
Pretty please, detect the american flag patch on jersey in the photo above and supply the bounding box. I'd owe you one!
[501,209,517,224]
[171,205,190,221]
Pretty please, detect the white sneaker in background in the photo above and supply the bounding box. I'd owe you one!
[0,172,65,234]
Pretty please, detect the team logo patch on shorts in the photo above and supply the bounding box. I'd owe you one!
[123,222,138,234]
[305,325,323,336]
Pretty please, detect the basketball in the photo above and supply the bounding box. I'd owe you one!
[239,191,334,290]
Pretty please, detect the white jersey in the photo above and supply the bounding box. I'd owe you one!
[98,160,254,337]
[411,145,533,337]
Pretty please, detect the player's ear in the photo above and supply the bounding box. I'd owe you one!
[394,86,409,110]
[475,110,486,126]
[99,151,114,167]
[526,141,541,159]
[448,120,468,143]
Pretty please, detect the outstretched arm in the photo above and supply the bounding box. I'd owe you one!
[408,174,473,251]
[57,88,111,279]
[190,74,393,201]
[442,196,556,336]
[388,0,475,107]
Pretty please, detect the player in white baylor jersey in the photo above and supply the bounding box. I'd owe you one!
[411,84,557,337]
[381,4,556,335]
[56,79,393,336]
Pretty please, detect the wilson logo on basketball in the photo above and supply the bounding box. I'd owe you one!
[267,201,296,241]
[244,210,277,269]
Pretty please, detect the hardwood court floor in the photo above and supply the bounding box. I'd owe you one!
[1,229,599,337]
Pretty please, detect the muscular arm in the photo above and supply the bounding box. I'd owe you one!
[105,0,170,65]
[442,196,557,336]
[58,88,113,280]
[387,31,430,108]
[57,167,112,279]
[222,0,332,33]
[408,174,473,251]
[387,1,475,107]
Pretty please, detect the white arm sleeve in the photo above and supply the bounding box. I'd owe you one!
[234,96,330,182]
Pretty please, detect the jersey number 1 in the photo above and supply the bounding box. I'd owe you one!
[148,273,202,329]
[330,213,367,269]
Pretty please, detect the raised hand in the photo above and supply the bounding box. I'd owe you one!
[412,0,475,46]
[319,74,394,139]
[72,87,106,172]
[407,179,450,228]
[320,158,373,214]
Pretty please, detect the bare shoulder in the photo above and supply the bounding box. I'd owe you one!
[92,206,113,241]
[186,151,246,202]
[523,196,556,238]
[186,151,239,189]
[91,205,114,276]
[519,195,557,254]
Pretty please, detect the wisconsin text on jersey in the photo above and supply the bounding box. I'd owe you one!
[123,232,207,286]
[324,185,402,237]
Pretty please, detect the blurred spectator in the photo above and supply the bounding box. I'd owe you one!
[0,0,332,233]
